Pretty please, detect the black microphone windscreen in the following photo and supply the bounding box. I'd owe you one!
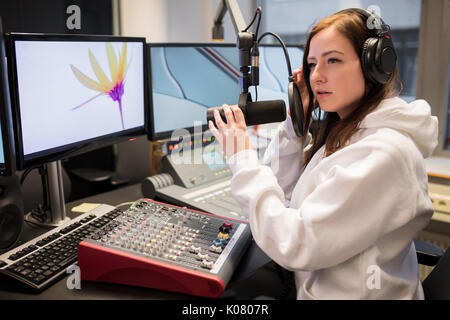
[206,100,287,127]
[244,99,286,126]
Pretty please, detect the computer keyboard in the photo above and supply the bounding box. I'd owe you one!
[0,204,121,291]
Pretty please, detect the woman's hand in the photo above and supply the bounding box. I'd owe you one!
[292,66,310,119]
[208,104,251,158]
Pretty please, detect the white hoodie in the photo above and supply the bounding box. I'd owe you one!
[227,97,438,299]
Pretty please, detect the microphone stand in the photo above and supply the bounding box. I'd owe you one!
[212,0,259,113]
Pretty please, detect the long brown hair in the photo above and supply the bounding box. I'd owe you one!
[302,10,402,168]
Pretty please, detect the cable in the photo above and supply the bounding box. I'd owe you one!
[254,7,262,40]
[243,6,262,32]
[257,31,293,77]
[20,165,39,185]
[250,7,262,101]
[116,201,134,210]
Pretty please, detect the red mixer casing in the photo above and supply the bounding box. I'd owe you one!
[77,199,251,298]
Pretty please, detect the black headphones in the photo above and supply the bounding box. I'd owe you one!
[288,75,304,137]
[337,8,397,85]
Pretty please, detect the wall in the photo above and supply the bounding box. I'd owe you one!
[120,0,255,43]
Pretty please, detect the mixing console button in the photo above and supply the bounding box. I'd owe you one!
[222,222,233,229]
[189,245,201,253]
[209,245,222,253]
[201,260,214,269]
[196,253,209,261]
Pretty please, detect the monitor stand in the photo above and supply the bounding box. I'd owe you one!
[24,160,71,227]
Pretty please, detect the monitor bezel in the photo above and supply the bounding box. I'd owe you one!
[6,32,149,170]
[0,17,15,176]
[146,42,304,142]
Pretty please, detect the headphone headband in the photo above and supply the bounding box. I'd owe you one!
[336,7,397,85]
[337,8,389,35]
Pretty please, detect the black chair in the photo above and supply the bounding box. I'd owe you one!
[414,239,449,300]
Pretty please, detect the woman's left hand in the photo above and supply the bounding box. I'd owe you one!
[208,104,251,158]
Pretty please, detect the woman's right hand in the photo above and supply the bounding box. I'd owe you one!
[292,66,309,119]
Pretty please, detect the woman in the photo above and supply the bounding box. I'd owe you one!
[208,9,438,299]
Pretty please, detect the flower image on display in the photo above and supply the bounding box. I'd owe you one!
[70,43,129,129]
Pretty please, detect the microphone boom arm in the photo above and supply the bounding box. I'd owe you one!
[213,0,248,39]
[209,1,301,135]
[212,0,259,113]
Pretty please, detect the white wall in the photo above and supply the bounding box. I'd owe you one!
[120,0,168,42]
[260,0,421,36]
[120,0,255,43]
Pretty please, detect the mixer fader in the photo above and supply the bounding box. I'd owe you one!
[78,198,251,298]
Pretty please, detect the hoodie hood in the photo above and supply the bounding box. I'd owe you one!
[359,97,438,158]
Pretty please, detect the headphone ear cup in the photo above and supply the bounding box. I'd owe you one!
[362,36,397,84]
[361,37,379,84]
[288,81,305,137]
[376,36,396,83]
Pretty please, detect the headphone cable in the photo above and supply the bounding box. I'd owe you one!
[257,31,293,77]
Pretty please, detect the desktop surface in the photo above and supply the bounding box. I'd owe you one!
[0,184,275,300]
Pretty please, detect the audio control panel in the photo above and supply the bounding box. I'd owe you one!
[162,142,230,189]
[78,198,252,298]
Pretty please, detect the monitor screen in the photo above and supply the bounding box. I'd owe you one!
[148,43,304,140]
[7,34,147,169]
[0,18,15,176]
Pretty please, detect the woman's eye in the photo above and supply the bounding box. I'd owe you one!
[308,62,316,69]
[328,58,340,64]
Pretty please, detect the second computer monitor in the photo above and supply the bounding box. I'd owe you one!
[148,43,304,141]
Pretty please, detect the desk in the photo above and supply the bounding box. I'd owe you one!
[0,184,278,300]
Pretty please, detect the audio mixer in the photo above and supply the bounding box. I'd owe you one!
[78,198,252,298]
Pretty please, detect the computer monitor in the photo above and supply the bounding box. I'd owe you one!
[0,18,15,176]
[6,33,147,225]
[7,33,147,170]
[147,42,304,141]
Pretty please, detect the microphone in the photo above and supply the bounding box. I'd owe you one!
[207,99,287,127]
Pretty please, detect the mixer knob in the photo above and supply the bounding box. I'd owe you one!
[195,253,209,261]
[200,260,214,269]
[189,245,201,253]
[209,245,222,253]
